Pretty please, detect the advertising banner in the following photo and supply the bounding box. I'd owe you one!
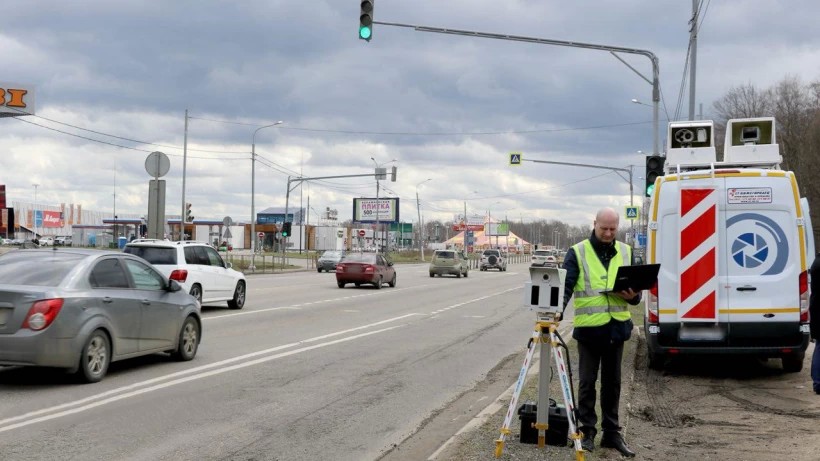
[485,222,510,237]
[452,214,485,231]
[353,198,400,224]
[42,210,64,228]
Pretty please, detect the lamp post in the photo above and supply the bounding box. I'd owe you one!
[32,183,39,239]
[416,178,432,261]
[370,157,396,253]
[250,120,283,255]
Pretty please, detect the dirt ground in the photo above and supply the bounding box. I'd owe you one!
[435,325,820,461]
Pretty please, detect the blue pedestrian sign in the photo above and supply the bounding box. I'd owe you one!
[625,206,639,220]
[509,152,522,166]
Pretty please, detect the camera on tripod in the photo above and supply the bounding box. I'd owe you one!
[524,266,566,314]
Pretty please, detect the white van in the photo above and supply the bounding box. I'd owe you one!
[644,118,812,372]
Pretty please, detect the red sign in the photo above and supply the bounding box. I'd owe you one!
[42,210,64,228]
[0,185,5,209]
[257,232,264,237]
[358,229,366,237]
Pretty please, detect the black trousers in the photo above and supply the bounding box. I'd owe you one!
[576,339,624,438]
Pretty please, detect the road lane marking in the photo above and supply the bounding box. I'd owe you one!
[0,325,403,434]
[0,314,421,432]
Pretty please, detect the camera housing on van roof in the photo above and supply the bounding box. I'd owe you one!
[723,117,781,164]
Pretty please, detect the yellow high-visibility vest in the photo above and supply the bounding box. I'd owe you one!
[571,239,632,327]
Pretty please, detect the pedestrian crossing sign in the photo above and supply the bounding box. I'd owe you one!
[509,152,522,165]
[625,206,639,220]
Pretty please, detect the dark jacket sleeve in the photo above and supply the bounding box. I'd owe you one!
[562,248,579,312]
[810,254,820,340]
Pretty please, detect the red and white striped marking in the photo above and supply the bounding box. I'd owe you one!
[678,187,719,321]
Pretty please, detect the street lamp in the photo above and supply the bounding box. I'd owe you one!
[32,183,39,239]
[371,157,397,253]
[251,120,283,255]
[631,98,653,108]
[416,178,432,261]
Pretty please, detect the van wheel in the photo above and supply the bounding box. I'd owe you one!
[781,353,804,373]
[78,330,111,383]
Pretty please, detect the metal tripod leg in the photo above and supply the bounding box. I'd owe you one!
[548,323,585,460]
[494,324,540,458]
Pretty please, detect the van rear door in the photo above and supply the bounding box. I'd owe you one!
[723,175,801,336]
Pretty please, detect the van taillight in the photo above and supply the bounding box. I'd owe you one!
[170,269,188,282]
[799,270,809,322]
[647,281,659,323]
[22,298,64,331]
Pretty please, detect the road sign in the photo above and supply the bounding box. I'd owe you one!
[358,229,366,237]
[509,152,522,166]
[625,206,639,220]
[257,231,264,238]
[337,230,344,238]
[223,227,232,239]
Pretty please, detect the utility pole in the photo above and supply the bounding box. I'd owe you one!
[688,0,699,121]
[181,109,188,241]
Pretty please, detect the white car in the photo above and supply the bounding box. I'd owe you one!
[38,236,54,247]
[124,240,246,309]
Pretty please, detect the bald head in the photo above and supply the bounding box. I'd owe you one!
[594,207,619,244]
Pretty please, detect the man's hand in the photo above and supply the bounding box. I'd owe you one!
[615,288,637,301]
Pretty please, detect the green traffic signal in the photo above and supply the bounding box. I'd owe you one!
[646,184,655,196]
[359,26,372,40]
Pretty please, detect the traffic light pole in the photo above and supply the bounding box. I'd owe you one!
[373,20,661,156]
[282,171,392,268]
[523,158,635,244]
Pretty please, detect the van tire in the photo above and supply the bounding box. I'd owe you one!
[647,345,665,370]
[781,353,804,373]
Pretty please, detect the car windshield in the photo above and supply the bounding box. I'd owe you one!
[341,253,377,264]
[435,251,455,259]
[484,250,500,256]
[321,251,342,259]
[0,251,85,286]
[534,250,550,256]
[123,246,178,265]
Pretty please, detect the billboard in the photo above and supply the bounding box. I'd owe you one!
[485,222,510,237]
[453,213,485,231]
[0,83,35,116]
[353,197,400,224]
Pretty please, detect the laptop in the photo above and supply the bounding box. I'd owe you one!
[600,264,661,294]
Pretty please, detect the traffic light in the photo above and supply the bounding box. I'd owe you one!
[282,221,292,237]
[359,0,374,41]
[185,203,194,222]
[645,155,665,197]
[390,165,397,182]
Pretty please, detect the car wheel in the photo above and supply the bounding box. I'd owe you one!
[171,316,200,361]
[647,348,665,370]
[337,281,345,288]
[388,273,396,287]
[464,270,469,278]
[77,330,110,383]
[374,276,383,289]
[227,281,246,309]
[429,272,434,278]
[456,271,461,278]
[189,284,203,305]
[317,268,322,273]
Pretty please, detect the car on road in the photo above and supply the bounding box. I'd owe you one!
[38,236,54,247]
[531,249,559,267]
[54,235,73,246]
[123,239,246,309]
[0,248,201,383]
[317,250,345,272]
[429,249,469,278]
[480,249,507,271]
[335,252,396,289]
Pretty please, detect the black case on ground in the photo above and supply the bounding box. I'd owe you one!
[517,399,570,446]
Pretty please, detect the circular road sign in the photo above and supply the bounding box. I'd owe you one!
[144,151,170,178]
[358,229,366,237]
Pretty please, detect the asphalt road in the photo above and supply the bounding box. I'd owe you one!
[0,261,539,460]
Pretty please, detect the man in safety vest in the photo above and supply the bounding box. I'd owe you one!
[559,207,640,457]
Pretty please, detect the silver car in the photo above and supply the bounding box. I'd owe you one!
[317,250,345,272]
[0,249,201,383]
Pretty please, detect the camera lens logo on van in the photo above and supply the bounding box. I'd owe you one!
[726,213,788,275]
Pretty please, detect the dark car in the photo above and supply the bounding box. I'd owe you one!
[335,252,396,289]
[317,250,345,272]
[0,248,201,383]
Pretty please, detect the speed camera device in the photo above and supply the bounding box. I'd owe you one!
[524,266,566,314]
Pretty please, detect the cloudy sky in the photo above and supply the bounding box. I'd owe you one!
[2,0,819,229]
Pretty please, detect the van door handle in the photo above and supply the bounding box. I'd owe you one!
[141,299,151,305]
[102,297,114,303]
[736,286,757,292]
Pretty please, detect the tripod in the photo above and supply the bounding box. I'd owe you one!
[495,312,585,460]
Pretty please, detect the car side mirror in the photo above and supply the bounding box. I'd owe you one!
[167,280,182,292]
[387,261,394,266]
[226,262,233,269]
